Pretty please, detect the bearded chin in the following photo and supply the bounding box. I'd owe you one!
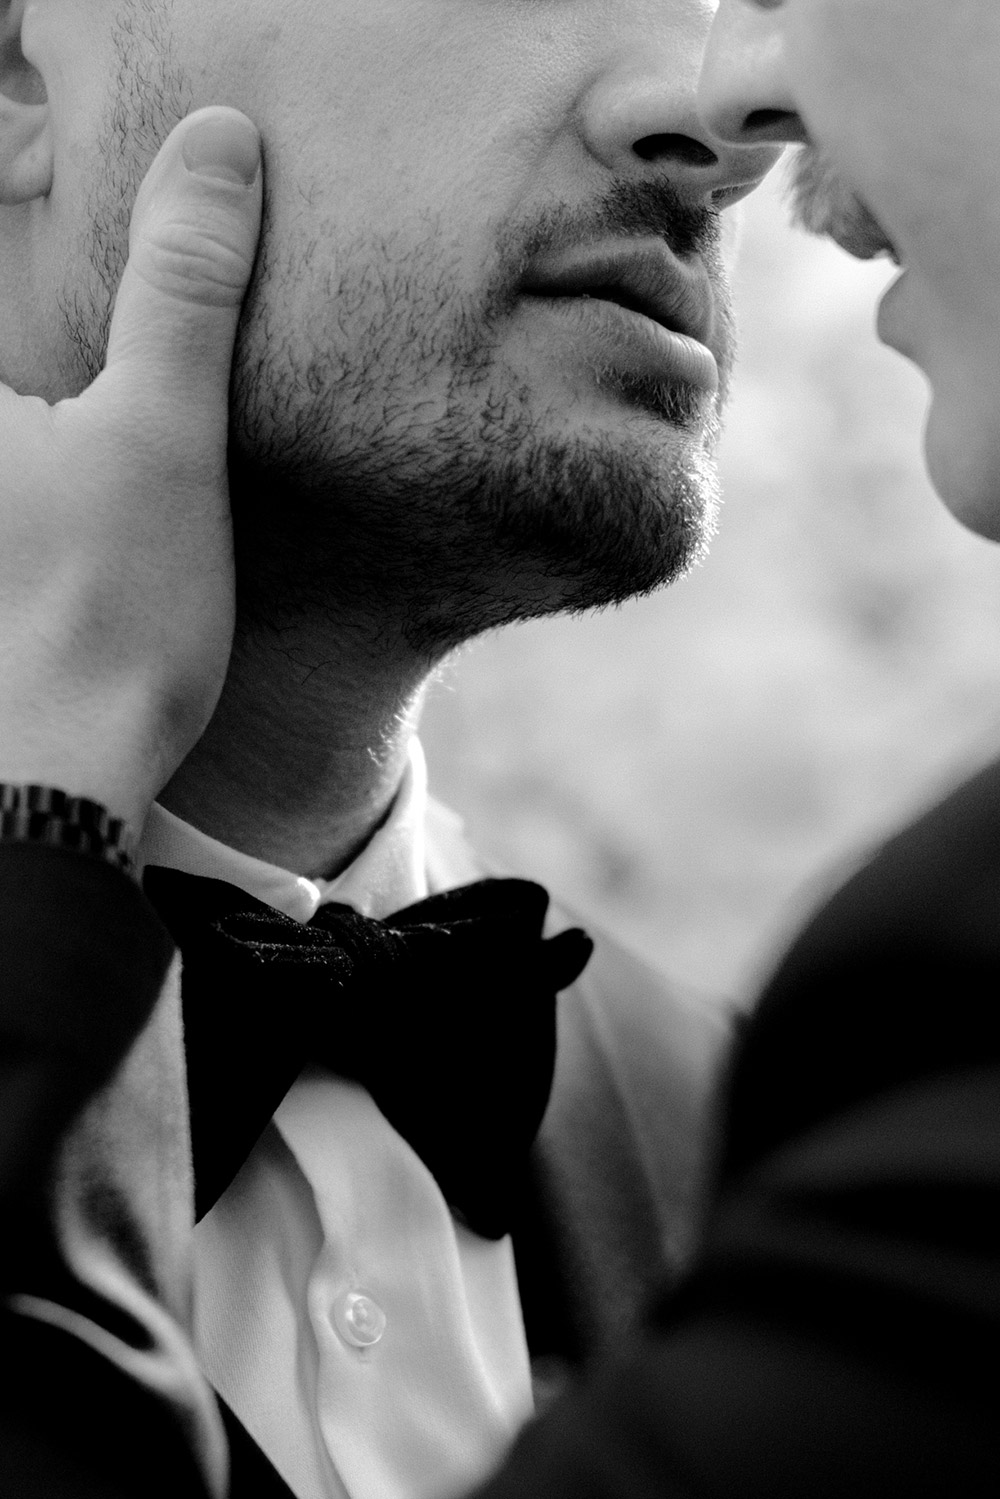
[222,194,731,649]
[64,215,725,654]
[227,338,724,654]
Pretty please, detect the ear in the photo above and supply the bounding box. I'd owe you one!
[0,0,51,204]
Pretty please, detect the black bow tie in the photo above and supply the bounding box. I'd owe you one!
[142,868,592,1240]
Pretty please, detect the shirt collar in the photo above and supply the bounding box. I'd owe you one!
[139,738,429,924]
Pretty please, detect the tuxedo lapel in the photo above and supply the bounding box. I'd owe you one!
[529,929,732,1358]
[424,796,734,1362]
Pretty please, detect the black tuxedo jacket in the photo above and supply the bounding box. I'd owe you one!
[472,757,1000,1498]
[3,758,1000,1496]
[0,831,728,1499]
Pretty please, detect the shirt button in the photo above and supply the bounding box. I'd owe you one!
[333,1291,386,1348]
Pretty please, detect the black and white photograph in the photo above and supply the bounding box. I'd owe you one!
[0,1,996,1494]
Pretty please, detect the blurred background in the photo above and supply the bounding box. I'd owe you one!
[421,164,1000,1006]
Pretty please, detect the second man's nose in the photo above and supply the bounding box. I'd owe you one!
[698,0,808,148]
[578,49,781,208]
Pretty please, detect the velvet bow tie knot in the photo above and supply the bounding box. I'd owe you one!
[143,868,593,1240]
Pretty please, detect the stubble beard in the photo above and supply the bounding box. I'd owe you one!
[63,18,734,661]
[224,198,733,656]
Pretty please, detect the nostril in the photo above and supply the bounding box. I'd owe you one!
[744,108,798,133]
[633,133,719,167]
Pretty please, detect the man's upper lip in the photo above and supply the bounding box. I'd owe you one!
[821,196,901,266]
[520,239,715,344]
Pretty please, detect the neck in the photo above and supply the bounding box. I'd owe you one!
[159,610,435,880]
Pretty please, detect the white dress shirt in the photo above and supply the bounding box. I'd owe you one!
[139,741,534,1499]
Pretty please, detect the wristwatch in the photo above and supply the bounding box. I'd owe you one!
[0,784,136,877]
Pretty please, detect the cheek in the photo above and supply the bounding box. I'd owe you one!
[785,2,880,132]
[786,3,946,233]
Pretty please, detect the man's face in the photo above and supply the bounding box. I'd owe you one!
[701,0,1000,542]
[10,0,776,648]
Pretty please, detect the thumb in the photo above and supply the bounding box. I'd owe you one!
[98,106,262,422]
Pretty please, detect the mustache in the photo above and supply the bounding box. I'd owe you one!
[785,144,893,259]
[496,177,724,293]
[581,176,721,260]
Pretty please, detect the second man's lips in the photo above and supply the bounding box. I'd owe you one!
[790,147,902,266]
[520,238,717,348]
[816,191,901,266]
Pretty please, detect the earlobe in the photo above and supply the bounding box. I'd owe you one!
[0,93,51,202]
[1,0,52,203]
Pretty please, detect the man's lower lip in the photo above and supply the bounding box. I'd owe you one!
[523,294,719,395]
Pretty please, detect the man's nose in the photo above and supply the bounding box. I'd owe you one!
[578,41,782,209]
[698,0,807,148]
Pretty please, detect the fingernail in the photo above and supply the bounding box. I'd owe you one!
[182,115,261,187]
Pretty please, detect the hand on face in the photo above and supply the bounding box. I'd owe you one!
[0,106,262,835]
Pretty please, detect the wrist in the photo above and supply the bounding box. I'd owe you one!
[0,784,138,878]
[0,676,208,833]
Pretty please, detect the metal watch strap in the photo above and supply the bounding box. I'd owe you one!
[0,784,136,877]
